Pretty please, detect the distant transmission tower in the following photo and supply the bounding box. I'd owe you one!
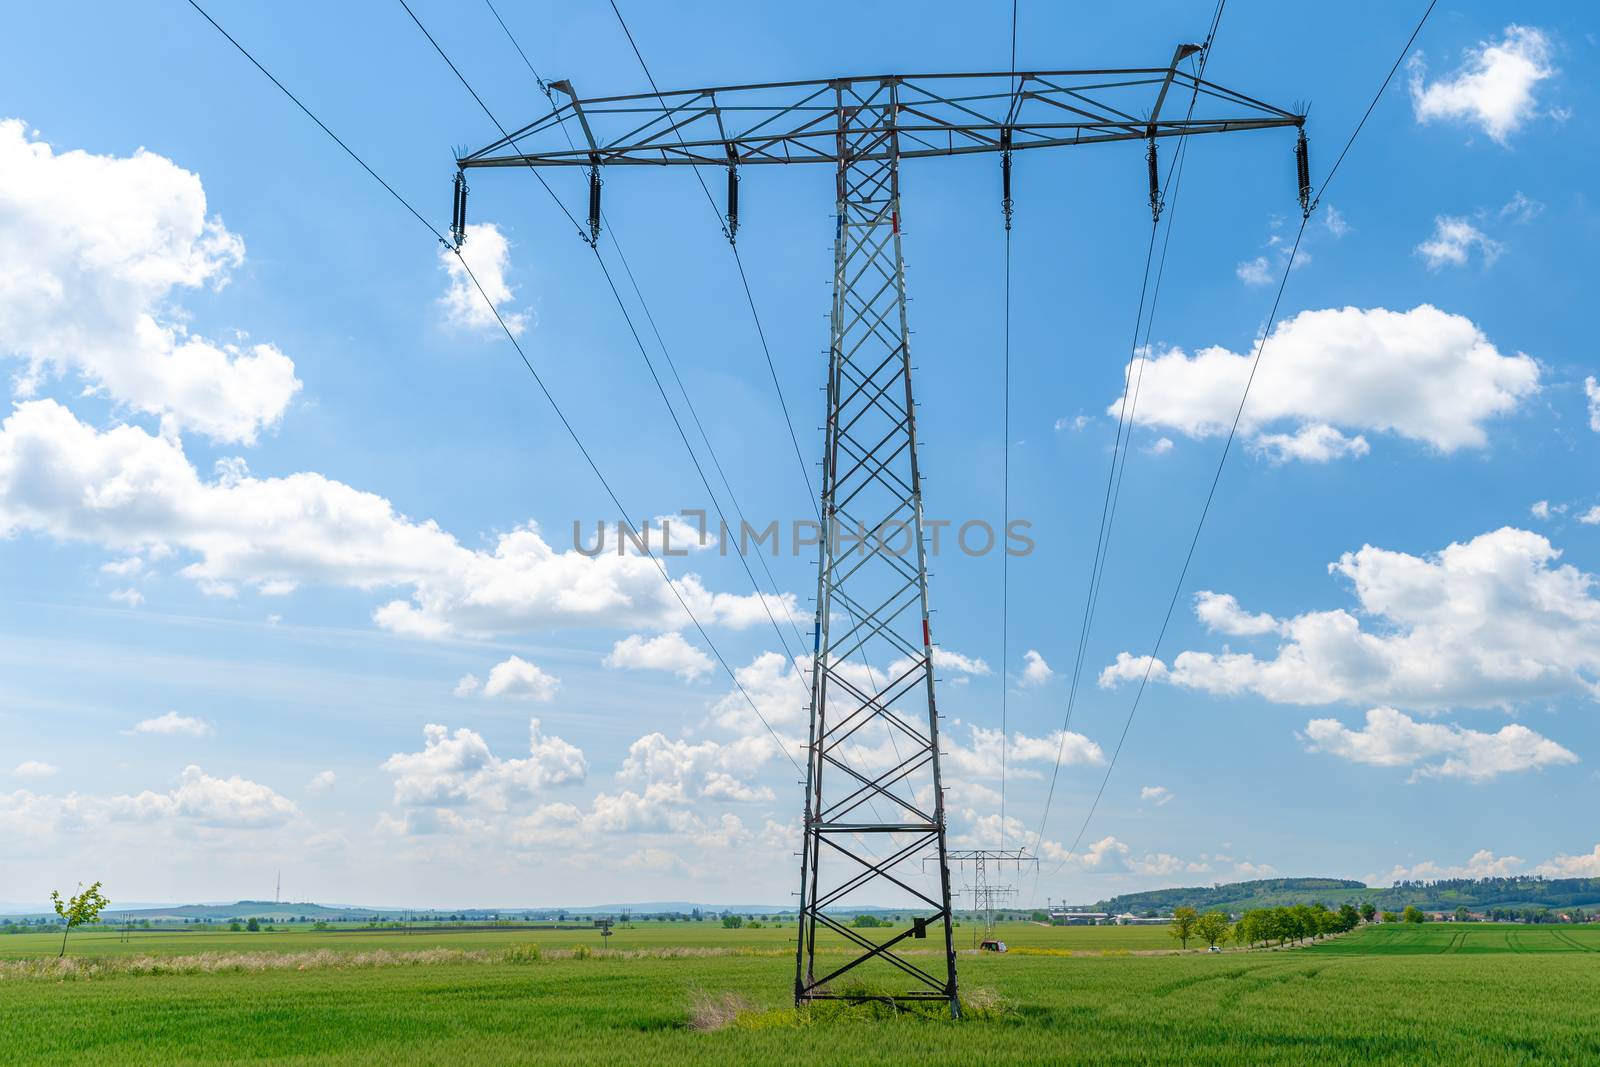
[458,48,1305,1017]
[944,849,1033,945]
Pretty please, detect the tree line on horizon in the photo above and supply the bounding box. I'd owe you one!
[1168,901,1409,950]
[1103,875,1600,916]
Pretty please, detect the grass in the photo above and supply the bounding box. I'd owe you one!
[2,923,1597,1064]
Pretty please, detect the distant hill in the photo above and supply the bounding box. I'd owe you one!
[1094,878,1368,915]
[1092,876,1600,915]
[105,901,389,922]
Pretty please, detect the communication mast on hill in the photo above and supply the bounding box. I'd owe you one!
[457,47,1306,1018]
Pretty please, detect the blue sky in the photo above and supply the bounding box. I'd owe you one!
[3,0,1598,908]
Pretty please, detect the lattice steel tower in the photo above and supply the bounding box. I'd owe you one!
[457,47,1305,1018]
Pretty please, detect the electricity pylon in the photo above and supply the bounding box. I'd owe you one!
[457,48,1305,1018]
[944,848,1035,945]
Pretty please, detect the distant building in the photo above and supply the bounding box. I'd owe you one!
[1048,911,1109,926]
[1114,913,1169,926]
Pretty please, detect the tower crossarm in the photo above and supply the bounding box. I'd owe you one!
[457,56,1302,170]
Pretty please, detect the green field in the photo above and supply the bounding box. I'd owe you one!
[1309,922,1600,955]
[3,922,1597,1065]
[0,919,1185,960]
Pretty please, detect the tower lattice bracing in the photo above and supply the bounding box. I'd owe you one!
[795,79,958,1012]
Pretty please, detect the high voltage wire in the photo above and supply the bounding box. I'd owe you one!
[439,0,908,869]
[393,0,818,706]
[462,1,914,854]
[999,0,1018,852]
[1029,14,1220,868]
[603,0,819,513]
[595,0,915,863]
[478,2,814,659]
[477,4,811,670]
[591,0,836,688]
[1042,0,1440,877]
[182,0,801,774]
[595,0,921,775]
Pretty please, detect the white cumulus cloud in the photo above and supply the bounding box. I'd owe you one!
[1409,25,1557,144]
[0,119,299,443]
[1534,844,1600,878]
[111,765,299,827]
[1045,835,1206,876]
[1021,649,1054,687]
[941,723,1103,780]
[616,732,777,804]
[1416,216,1504,270]
[13,760,58,778]
[1586,376,1600,433]
[1117,306,1538,460]
[439,222,528,335]
[482,656,560,701]
[1102,528,1600,711]
[1193,591,1281,636]
[1235,256,1272,287]
[382,719,586,813]
[1302,706,1577,783]
[1249,423,1369,464]
[604,632,714,681]
[0,399,794,638]
[1140,785,1173,806]
[130,711,212,737]
[1371,848,1525,884]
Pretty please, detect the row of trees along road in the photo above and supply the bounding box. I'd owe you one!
[1169,901,1371,950]
[1233,902,1367,947]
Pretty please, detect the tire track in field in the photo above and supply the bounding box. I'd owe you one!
[1149,963,1275,997]
[1551,931,1593,953]
[1214,957,1358,1011]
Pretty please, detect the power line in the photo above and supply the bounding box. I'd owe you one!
[1030,18,1221,864]
[594,0,914,861]
[594,0,924,791]
[482,0,548,96]
[1045,0,1439,875]
[423,2,909,869]
[602,0,818,513]
[396,0,816,701]
[474,7,804,658]
[486,1,822,681]
[183,0,800,773]
[999,0,1018,852]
